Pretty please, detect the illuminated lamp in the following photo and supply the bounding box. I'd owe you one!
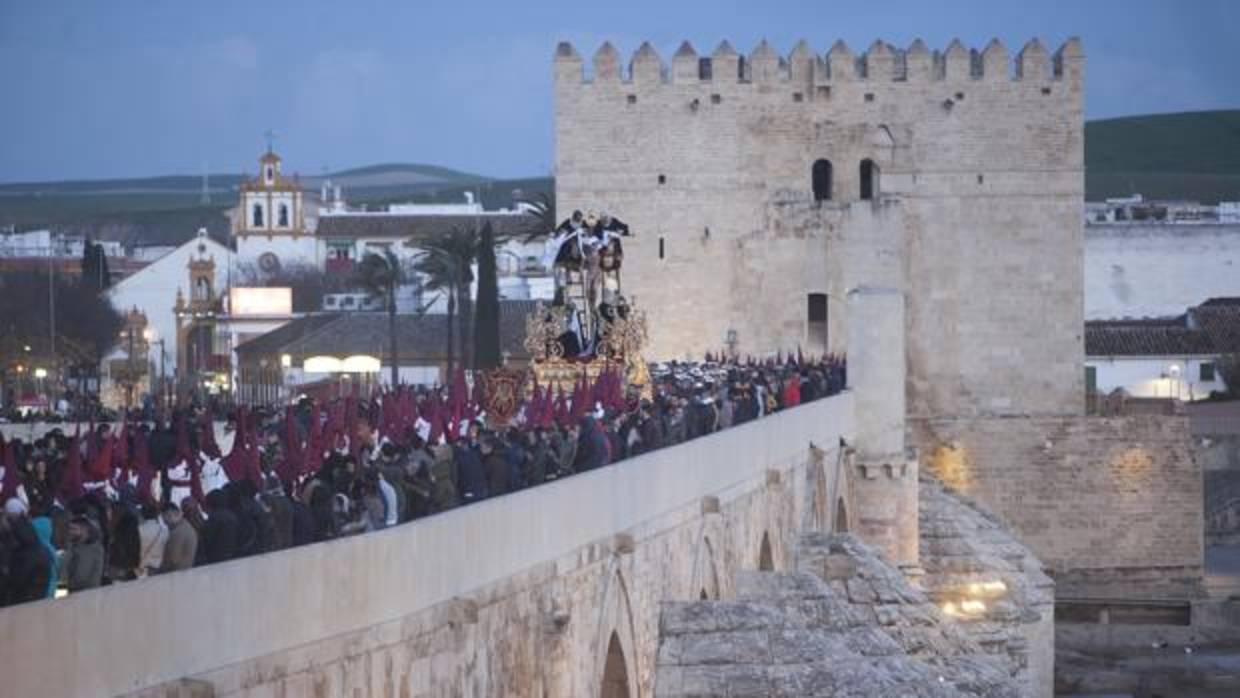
[342,355,381,373]
[304,356,344,373]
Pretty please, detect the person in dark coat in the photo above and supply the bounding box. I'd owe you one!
[199,489,240,565]
[524,430,550,485]
[454,441,487,503]
[429,444,459,513]
[481,437,510,499]
[503,430,528,492]
[262,488,294,551]
[62,515,104,592]
[573,416,609,472]
[108,502,141,582]
[637,402,664,455]
[288,496,316,547]
[0,501,51,606]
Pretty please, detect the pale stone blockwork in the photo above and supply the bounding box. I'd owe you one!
[555,38,1085,419]
[914,415,1204,598]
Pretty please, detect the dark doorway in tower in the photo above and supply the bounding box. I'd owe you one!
[860,158,879,200]
[807,293,828,353]
[812,159,833,201]
[600,631,631,698]
[759,532,775,571]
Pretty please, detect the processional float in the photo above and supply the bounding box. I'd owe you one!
[520,210,651,401]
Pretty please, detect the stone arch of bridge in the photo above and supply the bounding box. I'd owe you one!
[601,631,631,698]
[593,562,641,698]
[806,443,856,536]
[758,531,775,571]
[690,533,722,601]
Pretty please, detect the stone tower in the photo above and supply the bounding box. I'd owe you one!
[554,37,1085,421]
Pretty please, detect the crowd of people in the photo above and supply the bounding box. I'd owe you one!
[0,354,845,608]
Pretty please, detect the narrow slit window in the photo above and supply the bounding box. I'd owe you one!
[860,159,879,200]
[812,159,833,202]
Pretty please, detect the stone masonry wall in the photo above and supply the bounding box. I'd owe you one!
[914,415,1203,599]
[555,38,1084,419]
[654,533,1021,697]
[920,475,1056,698]
[148,444,826,698]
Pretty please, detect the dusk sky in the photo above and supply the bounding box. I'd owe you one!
[1,0,1236,183]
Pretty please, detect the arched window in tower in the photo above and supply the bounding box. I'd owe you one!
[194,277,211,302]
[812,159,833,202]
[860,158,879,200]
[252,203,264,228]
[278,203,289,227]
[265,166,274,183]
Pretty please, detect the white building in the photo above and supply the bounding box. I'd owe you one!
[228,147,555,304]
[232,149,319,272]
[1221,202,1240,224]
[1084,195,1222,225]
[1085,298,1238,401]
[106,229,234,375]
[0,229,125,258]
[1085,222,1240,321]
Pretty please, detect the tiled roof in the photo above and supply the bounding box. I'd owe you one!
[235,300,538,362]
[1086,299,1240,357]
[1085,316,1215,357]
[233,313,342,355]
[315,213,533,240]
[1193,303,1240,354]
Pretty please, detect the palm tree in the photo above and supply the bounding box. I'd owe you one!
[473,222,501,370]
[515,190,556,243]
[354,250,402,387]
[411,221,520,374]
[416,228,480,367]
[411,239,467,380]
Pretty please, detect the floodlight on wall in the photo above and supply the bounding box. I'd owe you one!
[1167,364,1182,378]
[34,368,47,379]
[342,355,381,373]
[304,356,344,373]
[280,354,292,368]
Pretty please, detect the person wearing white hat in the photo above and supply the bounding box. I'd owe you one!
[1,497,52,606]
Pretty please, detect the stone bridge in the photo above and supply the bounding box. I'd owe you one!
[0,395,864,697]
[3,290,1061,696]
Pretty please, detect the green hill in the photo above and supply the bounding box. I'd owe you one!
[1085,110,1240,203]
[0,162,510,245]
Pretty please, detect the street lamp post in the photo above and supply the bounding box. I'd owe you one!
[126,324,137,412]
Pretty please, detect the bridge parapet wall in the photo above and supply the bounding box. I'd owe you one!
[0,394,855,698]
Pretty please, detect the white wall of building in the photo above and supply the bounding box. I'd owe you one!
[0,229,125,258]
[107,235,233,373]
[1087,355,1227,401]
[235,234,319,271]
[285,365,441,390]
[1086,224,1240,319]
[1220,202,1240,224]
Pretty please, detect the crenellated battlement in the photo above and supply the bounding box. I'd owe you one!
[553,37,1082,85]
